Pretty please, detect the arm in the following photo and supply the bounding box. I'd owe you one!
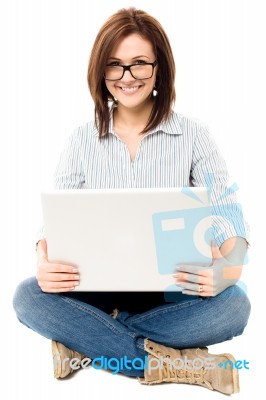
[54,127,86,189]
[174,122,249,296]
[190,123,249,247]
[35,129,85,291]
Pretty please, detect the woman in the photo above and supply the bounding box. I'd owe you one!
[13,7,250,395]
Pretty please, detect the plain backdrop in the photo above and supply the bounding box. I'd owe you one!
[1,0,264,399]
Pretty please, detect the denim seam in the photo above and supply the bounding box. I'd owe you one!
[62,296,137,338]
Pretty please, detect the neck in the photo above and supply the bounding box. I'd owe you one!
[114,101,153,135]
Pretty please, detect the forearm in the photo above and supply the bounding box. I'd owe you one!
[219,237,248,264]
[219,237,247,280]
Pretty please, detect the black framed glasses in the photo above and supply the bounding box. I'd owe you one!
[104,60,157,81]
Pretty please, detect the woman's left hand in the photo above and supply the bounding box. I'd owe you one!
[173,242,243,297]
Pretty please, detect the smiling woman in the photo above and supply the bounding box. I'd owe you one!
[13,6,250,396]
[88,9,175,140]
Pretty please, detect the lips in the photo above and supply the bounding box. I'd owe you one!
[121,86,139,92]
[116,85,143,94]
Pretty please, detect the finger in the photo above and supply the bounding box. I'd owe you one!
[178,282,201,292]
[174,272,209,285]
[39,263,78,274]
[178,280,213,295]
[41,286,79,293]
[45,272,80,282]
[50,280,80,289]
[175,265,212,277]
[176,265,201,273]
[182,289,212,297]
[40,280,80,290]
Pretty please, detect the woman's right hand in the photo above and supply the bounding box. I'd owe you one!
[36,239,80,293]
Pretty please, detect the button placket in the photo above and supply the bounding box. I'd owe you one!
[122,142,133,188]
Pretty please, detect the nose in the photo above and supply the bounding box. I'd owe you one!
[121,69,135,82]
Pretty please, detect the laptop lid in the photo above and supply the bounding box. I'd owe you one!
[41,187,212,292]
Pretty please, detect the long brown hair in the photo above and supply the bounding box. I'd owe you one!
[88,7,176,138]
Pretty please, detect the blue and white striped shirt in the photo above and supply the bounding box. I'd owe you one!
[38,111,248,247]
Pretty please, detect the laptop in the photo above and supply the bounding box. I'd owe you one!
[41,187,212,292]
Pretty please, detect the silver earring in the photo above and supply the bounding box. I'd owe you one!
[153,89,158,97]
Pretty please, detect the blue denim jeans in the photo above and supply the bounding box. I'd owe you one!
[13,277,250,377]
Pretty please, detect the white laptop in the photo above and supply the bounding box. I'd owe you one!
[41,187,213,292]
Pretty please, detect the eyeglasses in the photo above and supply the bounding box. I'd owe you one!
[104,60,157,81]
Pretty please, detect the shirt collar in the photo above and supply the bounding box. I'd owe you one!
[148,112,183,136]
[93,109,183,137]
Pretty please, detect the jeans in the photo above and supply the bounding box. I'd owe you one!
[13,277,251,377]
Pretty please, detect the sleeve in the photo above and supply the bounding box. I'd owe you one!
[35,128,86,248]
[190,123,250,248]
[53,127,86,189]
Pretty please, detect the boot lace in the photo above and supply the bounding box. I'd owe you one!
[159,356,213,390]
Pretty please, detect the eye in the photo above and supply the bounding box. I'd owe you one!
[135,60,148,65]
[107,61,120,67]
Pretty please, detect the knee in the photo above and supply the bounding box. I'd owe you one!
[221,284,251,336]
[13,277,41,324]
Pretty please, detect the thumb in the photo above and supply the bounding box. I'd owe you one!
[37,239,48,261]
[211,240,222,260]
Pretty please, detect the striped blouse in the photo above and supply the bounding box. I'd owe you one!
[37,111,248,247]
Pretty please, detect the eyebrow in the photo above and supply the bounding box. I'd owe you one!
[107,55,150,61]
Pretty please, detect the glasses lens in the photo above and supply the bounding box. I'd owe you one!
[130,64,153,79]
[104,66,124,80]
[104,64,154,80]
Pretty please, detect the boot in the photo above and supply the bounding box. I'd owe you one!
[138,339,239,395]
[52,340,91,379]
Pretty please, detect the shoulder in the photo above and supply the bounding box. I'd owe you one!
[169,111,210,135]
[73,120,98,138]
[165,112,217,148]
[66,120,99,147]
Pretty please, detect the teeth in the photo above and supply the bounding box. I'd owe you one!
[121,87,139,92]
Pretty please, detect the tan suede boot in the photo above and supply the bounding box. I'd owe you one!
[138,339,239,395]
[52,340,91,379]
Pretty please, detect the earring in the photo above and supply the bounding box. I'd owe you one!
[153,88,158,97]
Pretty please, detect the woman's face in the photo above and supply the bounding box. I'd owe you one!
[105,33,157,112]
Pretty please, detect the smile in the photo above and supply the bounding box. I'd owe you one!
[118,85,143,93]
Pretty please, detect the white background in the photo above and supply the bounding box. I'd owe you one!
[1,0,264,398]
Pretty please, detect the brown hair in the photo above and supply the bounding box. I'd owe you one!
[88,7,176,138]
